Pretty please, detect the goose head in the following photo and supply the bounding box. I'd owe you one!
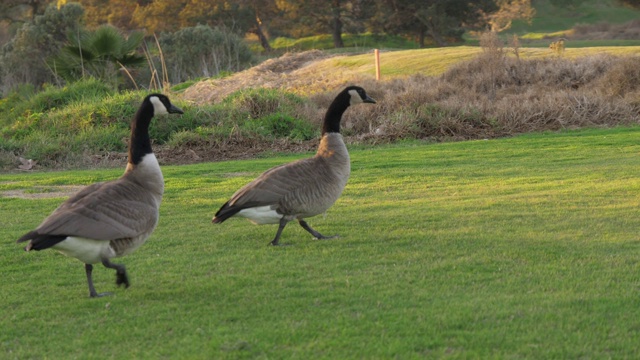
[147,94,184,116]
[345,86,376,105]
[322,86,376,135]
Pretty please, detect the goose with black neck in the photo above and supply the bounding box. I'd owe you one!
[212,86,376,246]
[17,94,183,298]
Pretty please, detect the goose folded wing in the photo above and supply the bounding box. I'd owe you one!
[34,182,158,241]
[228,159,317,209]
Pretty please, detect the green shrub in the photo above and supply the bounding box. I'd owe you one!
[0,79,113,130]
[242,113,316,140]
[0,84,193,168]
[223,88,304,119]
[73,126,128,153]
[0,3,84,95]
[49,26,145,90]
[21,131,66,163]
[167,126,223,147]
[158,25,255,84]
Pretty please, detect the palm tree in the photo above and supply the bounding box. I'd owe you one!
[50,25,145,89]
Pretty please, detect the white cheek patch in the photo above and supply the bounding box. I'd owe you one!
[349,89,363,105]
[149,96,168,115]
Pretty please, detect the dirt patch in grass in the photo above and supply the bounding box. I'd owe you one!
[1,185,85,199]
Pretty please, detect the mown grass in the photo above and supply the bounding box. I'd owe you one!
[326,45,640,78]
[2,126,640,358]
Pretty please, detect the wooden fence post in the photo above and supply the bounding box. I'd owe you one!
[374,49,380,81]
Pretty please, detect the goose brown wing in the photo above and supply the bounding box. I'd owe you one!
[230,160,314,207]
[31,179,158,241]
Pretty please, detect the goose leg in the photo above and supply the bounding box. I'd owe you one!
[298,219,338,240]
[101,258,129,288]
[85,263,111,298]
[270,218,289,246]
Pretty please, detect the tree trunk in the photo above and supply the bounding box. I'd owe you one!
[418,24,426,48]
[331,0,344,48]
[253,18,272,53]
[29,0,41,20]
[415,12,448,47]
[425,21,447,47]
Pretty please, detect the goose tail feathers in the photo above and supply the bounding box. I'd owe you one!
[212,202,240,223]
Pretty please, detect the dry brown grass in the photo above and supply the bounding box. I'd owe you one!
[182,50,349,104]
[173,48,640,164]
[361,53,640,142]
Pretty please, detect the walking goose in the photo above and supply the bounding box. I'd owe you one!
[17,94,183,297]
[212,86,376,245]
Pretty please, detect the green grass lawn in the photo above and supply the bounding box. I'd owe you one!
[3,127,640,358]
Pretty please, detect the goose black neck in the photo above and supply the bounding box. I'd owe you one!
[322,94,350,135]
[128,101,154,165]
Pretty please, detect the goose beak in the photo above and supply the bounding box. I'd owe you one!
[169,105,184,114]
[363,95,376,104]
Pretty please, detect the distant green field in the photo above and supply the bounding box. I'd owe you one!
[508,0,640,35]
[3,126,640,358]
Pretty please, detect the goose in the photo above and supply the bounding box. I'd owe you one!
[212,86,376,246]
[17,94,183,298]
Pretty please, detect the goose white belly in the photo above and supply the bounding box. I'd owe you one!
[237,206,283,225]
[53,236,115,264]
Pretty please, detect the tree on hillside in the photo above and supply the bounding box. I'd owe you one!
[233,0,281,52]
[549,0,581,9]
[0,3,84,94]
[617,0,640,8]
[277,0,375,48]
[485,0,535,33]
[131,0,188,33]
[75,0,138,29]
[131,0,274,52]
[378,0,496,47]
[0,0,57,45]
[0,0,55,22]
[179,0,276,51]
[158,24,255,83]
[179,1,254,34]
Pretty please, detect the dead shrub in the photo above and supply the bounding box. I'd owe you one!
[357,53,640,142]
[594,56,640,97]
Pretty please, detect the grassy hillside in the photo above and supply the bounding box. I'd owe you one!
[3,127,640,358]
[2,45,640,171]
[315,45,640,78]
